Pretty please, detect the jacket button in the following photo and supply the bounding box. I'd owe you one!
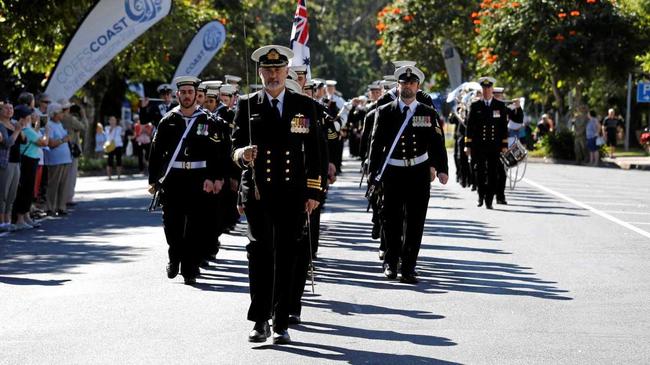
[285,151,290,155]
[285,177,290,181]
[266,169,271,173]
[266,178,271,182]
[285,169,290,173]
[266,150,271,155]
[286,160,290,164]
[266,159,271,163]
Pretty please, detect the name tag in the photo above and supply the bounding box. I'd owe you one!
[291,114,310,134]
[493,110,501,118]
[412,115,432,127]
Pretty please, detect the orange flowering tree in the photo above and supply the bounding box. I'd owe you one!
[473,0,647,121]
[376,0,481,89]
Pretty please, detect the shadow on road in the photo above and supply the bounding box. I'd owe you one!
[0,196,153,284]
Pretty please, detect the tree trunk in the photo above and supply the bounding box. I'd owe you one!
[550,74,565,131]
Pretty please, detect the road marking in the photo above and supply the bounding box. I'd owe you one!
[629,222,650,226]
[582,202,648,208]
[524,178,650,240]
[603,211,650,216]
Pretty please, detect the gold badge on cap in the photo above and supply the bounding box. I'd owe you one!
[267,49,280,60]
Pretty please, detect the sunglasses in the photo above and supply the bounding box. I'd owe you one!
[41,100,51,104]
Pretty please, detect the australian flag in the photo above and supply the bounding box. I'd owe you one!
[289,0,311,79]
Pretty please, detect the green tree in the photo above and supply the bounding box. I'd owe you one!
[376,0,481,90]
[473,0,648,125]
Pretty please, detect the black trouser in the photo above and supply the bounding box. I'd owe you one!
[136,143,150,172]
[288,205,320,317]
[496,158,506,200]
[471,151,499,205]
[381,164,430,274]
[14,156,39,215]
[161,174,212,278]
[245,196,303,332]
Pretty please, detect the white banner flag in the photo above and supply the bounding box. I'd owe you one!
[172,21,226,85]
[45,0,172,102]
[288,0,311,79]
[442,39,463,90]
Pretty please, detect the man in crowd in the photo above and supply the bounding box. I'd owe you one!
[148,76,230,285]
[232,45,322,345]
[140,84,178,128]
[368,65,448,284]
[464,77,509,210]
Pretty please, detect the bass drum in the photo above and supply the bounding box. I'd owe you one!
[500,139,527,168]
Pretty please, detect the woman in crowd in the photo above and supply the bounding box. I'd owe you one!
[586,110,602,166]
[104,116,124,180]
[95,122,107,158]
[0,102,25,231]
[133,113,153,174]
[14,108,48,229]
[44,102,72,216]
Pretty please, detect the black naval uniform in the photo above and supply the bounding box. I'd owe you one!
[465,98,508,207]
[369,99,448,277]
[232,88,322,333]
[287,98,332,320]
[140,100,178,128]
[449,111,472,188]
[346,105,366,157]
[148,106,229,279]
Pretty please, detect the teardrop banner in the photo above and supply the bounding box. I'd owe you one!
[171,20,226,85]
[45,0,173,101]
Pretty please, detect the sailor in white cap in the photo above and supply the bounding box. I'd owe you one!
[464,76,508,209]
[368,65,449,284]
[232,45,323,345]
[139,83,178,128]
[289,65,308,89]
[492,86,523,205]
[224,75,242,86]
[147,75,230,285]
[325,79,345,111]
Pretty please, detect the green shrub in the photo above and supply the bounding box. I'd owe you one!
[537,130,575,160]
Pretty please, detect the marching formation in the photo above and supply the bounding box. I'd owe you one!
[146,44,522,345]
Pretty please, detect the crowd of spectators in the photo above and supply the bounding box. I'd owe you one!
[0,91,153,233]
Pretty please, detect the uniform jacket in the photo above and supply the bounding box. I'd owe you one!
[232,88,323,204]
[465,98,509,153]
[148,106,230,188]
[368,99,448,181]
[140,101,178,128]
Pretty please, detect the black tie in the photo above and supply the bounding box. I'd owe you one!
[402,106,409,120]
[272,98,281,119]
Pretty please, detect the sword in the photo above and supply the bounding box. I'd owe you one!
[243,17,260,201]
[306,213,315,294]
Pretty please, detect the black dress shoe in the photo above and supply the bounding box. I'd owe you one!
[200,260,210,268]
[383,264,397,279]
[477,199,484,207]
[496,198,508,205]
[272,330,291,344]
[183,276,196,285]
[486,202,494,210]
[56,210,68,216]
[166,262,180,279]
[471,185,477,191]
[248,322,271,343]
[288,314,301,325]
[371,223,381,239]
[400,272,419,284]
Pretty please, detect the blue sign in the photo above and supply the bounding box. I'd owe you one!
[638,82,650,103]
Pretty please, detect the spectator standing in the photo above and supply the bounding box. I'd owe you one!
[95,123,107,158]
[0,102,25,231]
[104,116,123,180]
[133,114,153,173]
[572,105,589,164]
[535,114,552,142]
[586,110,601,166]
[602,108,620,158]
[44,103,72,216]
[64,99,88,207]
[14,108,48,229]
[34,94,51,206]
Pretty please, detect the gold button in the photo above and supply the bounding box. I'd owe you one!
[413,141,417,145]
[266,150,271,155]
[402,149,406,153]
[285,151,290,155]
[285,177,290,181]
[266,159,271,163]
[286,160,290,164]
[266,169,271,173]
[412,134,415,138]
[266,178,271,182]
[285,169,290,173]
[401,135,405,139]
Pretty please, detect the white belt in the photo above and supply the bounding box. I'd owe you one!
[387,152,428,167]
[171,161,207,169]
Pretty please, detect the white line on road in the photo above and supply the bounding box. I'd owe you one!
[582,202,649,208]
[603,211,650,216]
[629,222,650,226]
[524,178,650,240]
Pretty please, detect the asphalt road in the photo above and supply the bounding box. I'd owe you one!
[1,156,649,364]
